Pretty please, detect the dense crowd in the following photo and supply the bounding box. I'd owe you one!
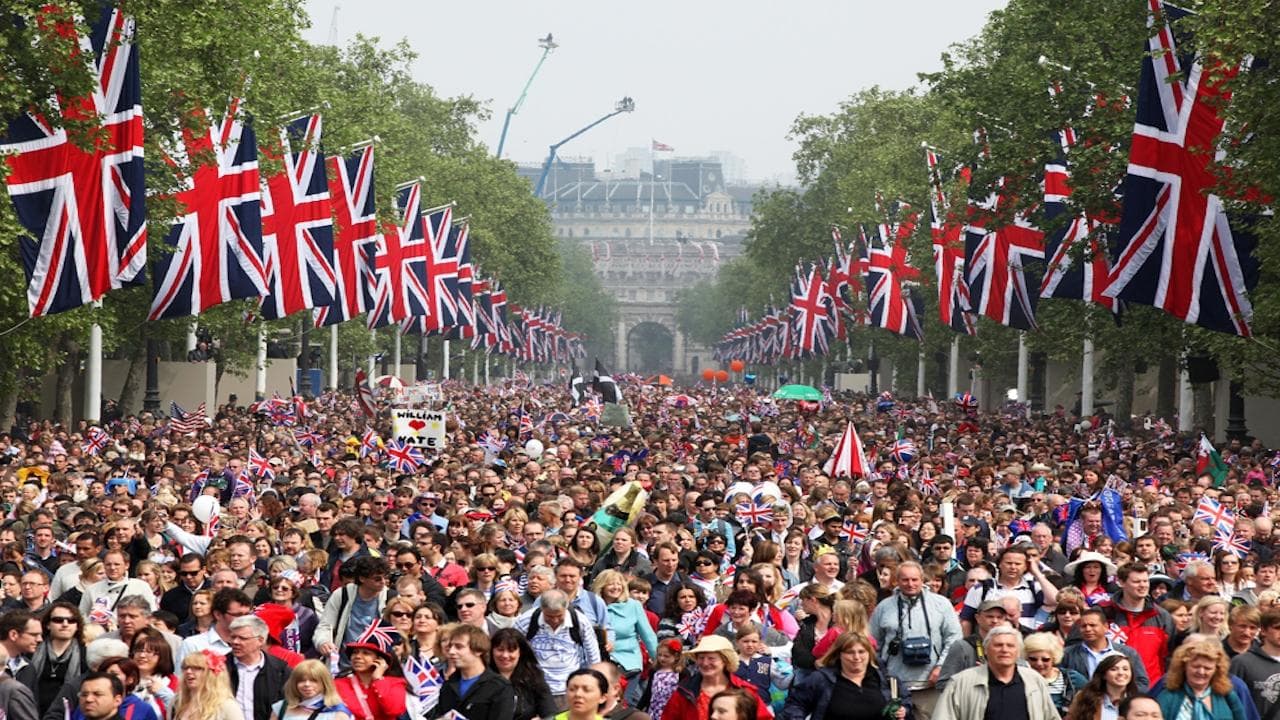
[0,377,1276,720]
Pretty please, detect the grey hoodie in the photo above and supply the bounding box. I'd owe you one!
[1229,644,1280,718]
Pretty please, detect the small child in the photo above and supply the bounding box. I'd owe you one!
[646,639,685,720]
[733,623,791,714]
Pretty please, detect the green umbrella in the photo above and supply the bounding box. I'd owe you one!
[772,384,823,401]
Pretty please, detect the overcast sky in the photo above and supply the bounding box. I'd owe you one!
[303,1,1008,183]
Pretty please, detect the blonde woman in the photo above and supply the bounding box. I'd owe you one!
[171,650,242,720]
[380,597,416,661]
[135,560,170,603]
[1191,596,1231,639]
[269,660,353,720]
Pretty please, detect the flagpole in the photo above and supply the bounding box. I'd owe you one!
[255,328,267,401]
[328,325,339,390]
[1178,362,1194,432]
[368,328,376,378]
[84,305,103,423]
[392,331,402,378]
[917,349,926,399]
[484,354,491,386]
[1081,336,1095,417]
[948,336,960,398]
[443,339,451,379]
[1017,332,1029,411]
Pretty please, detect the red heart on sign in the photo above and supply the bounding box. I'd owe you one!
[408,420,426,432]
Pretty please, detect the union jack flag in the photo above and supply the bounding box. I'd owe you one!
[248,448,275,480]
[403,656,443,701]
[188,470,208,503]
[964,177,1045,330]
[735,502,773,526]
[1039,87,1119,313]
[368,183,434,329]
[1193,496,1235,535]
[359,427,381,458]
[925,146,976,335]
[231,471,255,503]
[920,468,940,496]
[1213,528,1251,558]
[353,622,401,657]
[2,4,147,317]
[337,471,354,497]
[841,520,868,545]
[1105,622,1129,645]
[384,440,424,473]
[677,605,714,639]
[82,427,110,456]
[889,438,917,465]
[294,427,324,447]
[478,429,508,457]
[353,369,378,418]
[789,263,835,357]
[1103,0,1257,336]
[149,96,267,320]
[259,114,336,319]
[442,221,475,340]
[316,144,378,327]
[411,209,461,335]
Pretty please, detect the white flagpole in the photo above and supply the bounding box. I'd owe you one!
[443,339,451,379]
[947,336,960,398]
[368,327,376,378]
[84,305,103,422]
[328,325,339,390]
[917,350,926,399]
[1017,332,1029,409]
[484,354,491,386]
[255,328,267,400]
[392,331,402,378]
[1081,336,1096,417]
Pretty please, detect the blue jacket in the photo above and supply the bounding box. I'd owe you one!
[781,666,912,720]
[1059,642,1150,692]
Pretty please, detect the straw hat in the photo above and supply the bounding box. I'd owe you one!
[1064,551,1117,578]
[685,634,740,670]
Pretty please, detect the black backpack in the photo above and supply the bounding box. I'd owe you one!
[525,607,583,644]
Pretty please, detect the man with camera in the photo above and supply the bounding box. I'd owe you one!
[869,561,963,720]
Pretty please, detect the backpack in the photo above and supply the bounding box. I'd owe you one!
[525,607,583,644]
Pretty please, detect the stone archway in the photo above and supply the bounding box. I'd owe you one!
[626,321,674,374]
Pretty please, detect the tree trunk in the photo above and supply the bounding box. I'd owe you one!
[1114,362,1135,430]
[0,371,19,433]
[117,340,147,414]
[1156,356,1177,420]
[1192,382,1216,436]
[54,333,79,426]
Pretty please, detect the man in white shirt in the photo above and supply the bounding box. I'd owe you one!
[175,588,253,665]
[79,550,156,617]
[226,615,289,720]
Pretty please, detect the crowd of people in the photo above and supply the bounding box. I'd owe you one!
[0,376,1278,720]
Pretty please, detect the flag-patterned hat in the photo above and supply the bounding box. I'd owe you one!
[345,622,401,663]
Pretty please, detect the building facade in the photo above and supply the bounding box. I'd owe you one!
[520,157,758,375]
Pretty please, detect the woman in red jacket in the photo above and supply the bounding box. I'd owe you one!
[333,623,408,720]
[662,636,772,720]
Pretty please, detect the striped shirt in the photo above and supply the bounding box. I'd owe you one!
[960,576,1046,630]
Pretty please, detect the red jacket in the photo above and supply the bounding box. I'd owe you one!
[662,672,772,720]
[1101,597,1174,681]
[334,675,408,720]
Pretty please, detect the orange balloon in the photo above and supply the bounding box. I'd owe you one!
[730,359,745,373]
[701,368,716,381]
[715,370,730,382]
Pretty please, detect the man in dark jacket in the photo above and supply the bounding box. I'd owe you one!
[1230,608,1280,720]
[226,616,291,720]
[432,625,515,720]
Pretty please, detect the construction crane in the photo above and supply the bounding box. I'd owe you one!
[495,33,558,159]
[533,96,635,198]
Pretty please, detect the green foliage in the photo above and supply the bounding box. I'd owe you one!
[0,4,587,412]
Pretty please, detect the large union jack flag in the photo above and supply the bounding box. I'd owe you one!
[443,221,475,340]
[259,114,336,319]
[401,205,458,336]
[789,264,834,357]
[862,199,924,340]
[316,144,378,327]
[1102,0,1257,336]
[1040,85,1122,313]
[2,4,147,317]
[150,97,267,319]
[924,147,976,335]
[964,177,1045,331]
[368,183,433,329]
